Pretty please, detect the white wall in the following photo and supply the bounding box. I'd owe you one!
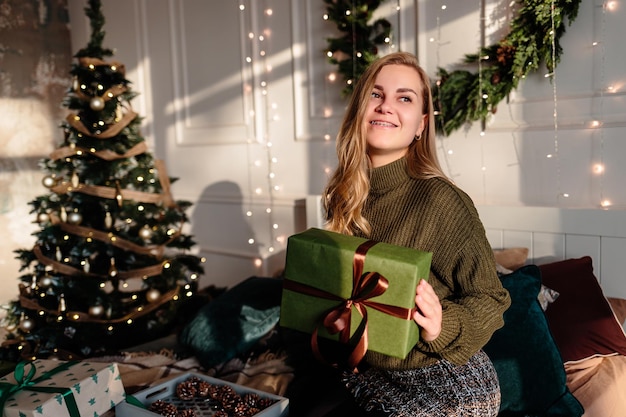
[419,0,626,209]
[66,0,626,290]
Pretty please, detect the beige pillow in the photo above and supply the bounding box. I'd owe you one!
[493,247,529,271]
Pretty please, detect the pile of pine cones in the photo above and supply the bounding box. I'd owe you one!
[147,376,278,417]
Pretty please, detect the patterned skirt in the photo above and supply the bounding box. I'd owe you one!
[341,350,501,417]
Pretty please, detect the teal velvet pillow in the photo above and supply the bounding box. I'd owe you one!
[483,265,584,416]
[179,276,282,369]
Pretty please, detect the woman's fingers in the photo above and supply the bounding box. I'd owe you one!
[413,279,442,342]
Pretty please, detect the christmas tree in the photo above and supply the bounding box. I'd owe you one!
[1,0,204,360]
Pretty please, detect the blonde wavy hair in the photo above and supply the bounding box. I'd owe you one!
[322,51,448,236]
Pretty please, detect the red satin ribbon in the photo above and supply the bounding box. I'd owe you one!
[283,240,416,371]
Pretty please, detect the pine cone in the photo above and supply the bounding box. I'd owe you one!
[148,400,178,417]
[213,411,229,417]
[257,397,276,410]
[187,376,203,386]
[176,408,196,417]
[231,400,250,417]
[217,384,239,400]
[242,392,260,408]
[176,380,197,400]
[222,396,242,412]
[207,383,221,400]
[196,380,211,397]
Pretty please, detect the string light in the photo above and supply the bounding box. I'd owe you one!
[241,0,284,263]
[478,0,486,137]
[548,0,567,204]
[433,1,457,180]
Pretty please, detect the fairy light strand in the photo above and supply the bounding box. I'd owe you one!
[260,3,278,254]
[433,3,457,180]
[549,0,564,204]
[596,2,608,207]
[241,1,257,244]
[478,0,486,136]
[478,0,487,203]
[260,3,280,256]
[240,0,282,262]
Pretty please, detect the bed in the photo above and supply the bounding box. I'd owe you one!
[104,201,626,417]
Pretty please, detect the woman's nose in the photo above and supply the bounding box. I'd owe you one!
[376,101,391,113]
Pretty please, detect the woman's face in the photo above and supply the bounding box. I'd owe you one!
[364,64,426,168]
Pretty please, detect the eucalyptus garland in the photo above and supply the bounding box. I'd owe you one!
[433,0,582,136]
[324,0,392,97]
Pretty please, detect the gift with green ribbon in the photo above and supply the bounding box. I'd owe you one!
[0,359,126,417]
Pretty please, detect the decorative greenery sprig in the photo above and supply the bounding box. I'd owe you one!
[324,0,392,97]
[433,0,582,136]
[74,0,113,58]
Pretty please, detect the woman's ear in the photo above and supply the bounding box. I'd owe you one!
[415,114,427,138]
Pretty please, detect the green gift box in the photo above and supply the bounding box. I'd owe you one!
[280,228,432,363]
[0,359,125,417]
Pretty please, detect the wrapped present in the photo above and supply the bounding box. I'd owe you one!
[280,228,432,367]
[0,359,126,417]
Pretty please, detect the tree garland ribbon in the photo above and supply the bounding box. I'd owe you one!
[73,84,128,103]
[18,286,179,324]
[31,244,166,280]
[49,141,149,162]
[65,110,138,139]
[78,57,126,75]
[50,158,175,208]
[48,212,179,258]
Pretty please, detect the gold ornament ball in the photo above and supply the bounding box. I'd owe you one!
[19,317,35,332]
[89,305,104,317]
[37,212,50,224]
[90,96,105,111]
[146,288,161,303]
[67,211,83,225]
[139,225,153,240]
[42,175,56,188]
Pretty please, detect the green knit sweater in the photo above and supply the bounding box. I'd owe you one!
[357,158,511,370]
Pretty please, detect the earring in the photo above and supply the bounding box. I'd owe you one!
[414,134,421,141]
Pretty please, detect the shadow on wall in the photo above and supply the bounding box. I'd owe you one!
[190,181,269,289]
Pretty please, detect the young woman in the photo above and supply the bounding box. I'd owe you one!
[321,51,511,416]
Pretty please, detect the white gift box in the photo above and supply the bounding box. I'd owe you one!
[0,359,125,417]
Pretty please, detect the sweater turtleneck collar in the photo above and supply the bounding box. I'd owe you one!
[369,157,411,194]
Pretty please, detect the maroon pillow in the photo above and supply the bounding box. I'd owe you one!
[539,256,626,363]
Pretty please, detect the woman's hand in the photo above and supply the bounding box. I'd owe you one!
[413,279,442,342]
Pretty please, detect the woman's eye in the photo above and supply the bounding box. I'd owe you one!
[371,91,381,99]
[400,96,412,103]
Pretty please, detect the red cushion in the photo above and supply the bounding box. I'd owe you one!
[539,256,626,363]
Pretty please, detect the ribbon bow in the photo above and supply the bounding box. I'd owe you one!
[283,240,416,371]
[0,360,81,417]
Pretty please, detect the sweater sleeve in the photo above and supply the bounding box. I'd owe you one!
[411,186,511,366]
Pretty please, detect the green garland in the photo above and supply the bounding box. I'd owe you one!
[324,0,392,97]
[433,0,582,136]
[324,0,582,136]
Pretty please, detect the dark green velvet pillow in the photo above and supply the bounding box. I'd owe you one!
[483,265,584,416]
[179,276,282,369]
